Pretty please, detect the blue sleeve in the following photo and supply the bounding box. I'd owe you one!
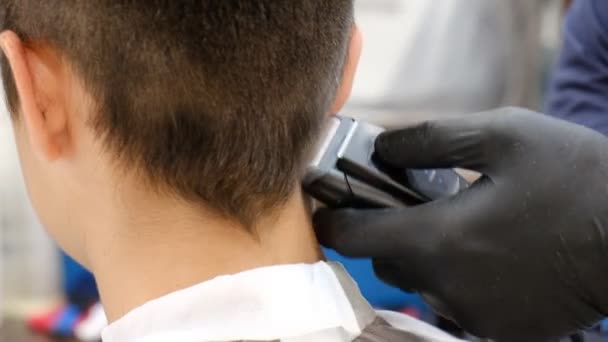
[545,0,608,135]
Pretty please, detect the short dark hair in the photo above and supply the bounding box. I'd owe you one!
[1,1,354,226]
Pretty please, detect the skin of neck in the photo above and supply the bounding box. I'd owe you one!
[83,176,323,322]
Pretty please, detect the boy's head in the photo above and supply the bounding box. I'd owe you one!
[0,2,360,260]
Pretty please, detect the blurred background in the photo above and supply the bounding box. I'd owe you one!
[0,0,583,341]
[346,0,564,126]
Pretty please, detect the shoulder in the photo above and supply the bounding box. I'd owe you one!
[593,0,608,26]
[557,0,608,73]
[568,0,608,38]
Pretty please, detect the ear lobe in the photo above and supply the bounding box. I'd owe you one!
[329,25,363,115]
[0,31,66,160]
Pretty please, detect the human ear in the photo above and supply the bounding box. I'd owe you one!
[329,25,362,115]
[0,30,71,161]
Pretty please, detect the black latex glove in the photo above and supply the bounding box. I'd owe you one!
[314,108,608,341]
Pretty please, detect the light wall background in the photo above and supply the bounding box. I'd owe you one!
[0,83,60,316]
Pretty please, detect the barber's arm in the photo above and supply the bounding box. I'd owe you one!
[314,108,608,341]
[546,0,608,134]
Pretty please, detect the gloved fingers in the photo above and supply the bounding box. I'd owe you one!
[374,108,533,175]
[313,199,456,259]
[372,258,433,294]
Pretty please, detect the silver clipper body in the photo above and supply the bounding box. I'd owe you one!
[303,116,468,208]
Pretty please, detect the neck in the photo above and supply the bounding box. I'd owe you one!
[85,185,322,322]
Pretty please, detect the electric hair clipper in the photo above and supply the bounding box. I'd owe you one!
[303,115,468,208]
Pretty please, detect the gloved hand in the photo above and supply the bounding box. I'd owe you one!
[314,108,608,341]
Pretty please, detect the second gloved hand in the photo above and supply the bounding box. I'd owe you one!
[314,108,608,341]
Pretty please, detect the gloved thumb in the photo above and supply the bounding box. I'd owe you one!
[313,199,459,291]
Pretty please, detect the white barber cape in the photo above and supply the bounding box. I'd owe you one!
[103,262,464,342]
